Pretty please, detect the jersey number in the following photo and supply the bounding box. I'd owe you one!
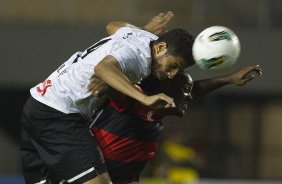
[72,38,111,63]
[37,80,52,96]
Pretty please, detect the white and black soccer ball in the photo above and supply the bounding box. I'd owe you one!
[192,26,241,70]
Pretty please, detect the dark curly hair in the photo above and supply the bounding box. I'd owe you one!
[155,28,195,67]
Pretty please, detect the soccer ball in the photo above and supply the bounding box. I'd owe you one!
[192,26,241,70]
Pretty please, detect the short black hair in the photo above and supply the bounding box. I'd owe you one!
[155,28,195,67]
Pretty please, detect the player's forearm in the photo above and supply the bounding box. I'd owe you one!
[192,65,263,100]
[94,56,146,103]
[191,76,230,100]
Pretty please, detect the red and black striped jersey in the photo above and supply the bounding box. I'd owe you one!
[90,106,163,183]
[89,75,164,183]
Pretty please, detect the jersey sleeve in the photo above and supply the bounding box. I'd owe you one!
[110,44,148,83]
[108,27,155,83]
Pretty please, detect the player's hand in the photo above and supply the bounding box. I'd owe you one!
[143,11,174,36]
[143,93,176,109]
[228,65,262,86]
[88,75,109,97]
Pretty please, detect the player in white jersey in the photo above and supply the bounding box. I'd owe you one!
[21,11,196,184]
[30,26,159,120]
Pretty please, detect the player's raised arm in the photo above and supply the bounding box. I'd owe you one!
[93,55,175,109]
[191,65,262,100]
[106,11,174,35]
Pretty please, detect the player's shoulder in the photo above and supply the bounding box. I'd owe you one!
[115,27,158,40]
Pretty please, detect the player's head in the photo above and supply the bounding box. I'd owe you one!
[151,29,195,80]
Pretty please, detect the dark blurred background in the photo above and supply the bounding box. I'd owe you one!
[1,0,282,183]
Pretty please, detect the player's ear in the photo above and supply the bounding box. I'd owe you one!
[155,42,168,56]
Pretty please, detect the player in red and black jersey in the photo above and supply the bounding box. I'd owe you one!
[89,71,193,184]
[89,62,262,184]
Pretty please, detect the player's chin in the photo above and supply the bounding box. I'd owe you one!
[175,103,189,116]
[174,107,185,117]
[169,104,186,117]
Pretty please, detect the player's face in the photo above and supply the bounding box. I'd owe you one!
[158,72,193,116]
[152,42,186,80]
[177,73,193,114]
[173,73,193,112]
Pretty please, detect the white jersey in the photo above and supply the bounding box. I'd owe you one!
[30,27,158,119]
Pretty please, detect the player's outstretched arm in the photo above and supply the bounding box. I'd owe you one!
[191,65,262,100]
[106,11,174,35]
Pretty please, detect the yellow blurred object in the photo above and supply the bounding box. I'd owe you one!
[141,173,198,184]
[168,167,198,183]
[163,141,195,162]
[161,141,199,183]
